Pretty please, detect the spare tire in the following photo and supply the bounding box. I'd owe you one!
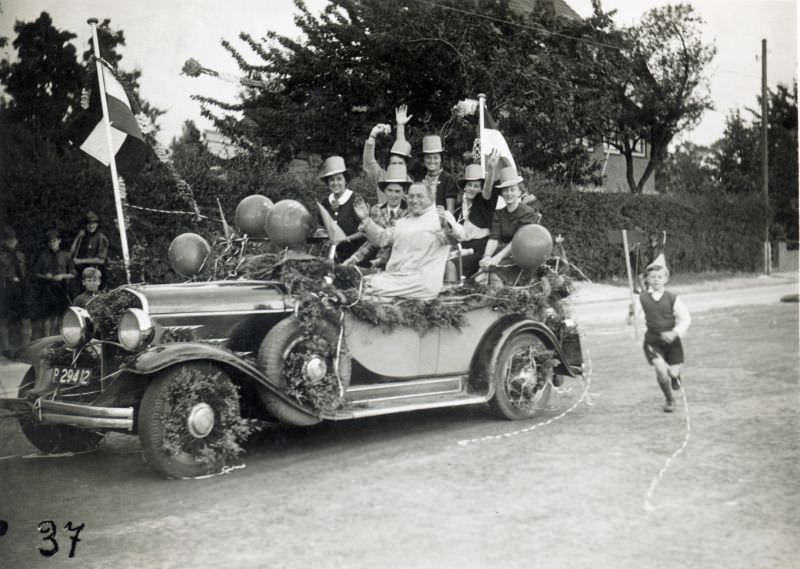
[257,317,350,419]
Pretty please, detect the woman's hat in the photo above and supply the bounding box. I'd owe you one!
[378,164,412,190]
[390,140,412,158]
[494,165,524,189]
[421,135,443,154]
[318,156,348,180]
[458,164,485,188]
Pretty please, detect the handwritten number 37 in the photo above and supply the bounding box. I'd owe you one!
[38,520,84,558]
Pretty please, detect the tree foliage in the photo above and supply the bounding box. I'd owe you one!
[196,0,612,185]
[577,2,716,193]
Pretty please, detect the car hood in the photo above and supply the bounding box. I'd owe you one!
[125,280,288,315]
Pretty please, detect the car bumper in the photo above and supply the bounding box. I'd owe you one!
[0,397,134,431]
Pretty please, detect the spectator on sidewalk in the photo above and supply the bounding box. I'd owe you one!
[70,210,109,289]
[32,229,76,338]
[0,226,32,358]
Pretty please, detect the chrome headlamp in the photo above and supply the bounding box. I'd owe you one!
[61,307,94,348]
[118,308,154,352]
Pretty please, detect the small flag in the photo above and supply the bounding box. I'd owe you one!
[480,108,516,170]
[70,63,148,179]
[316,201,347,244]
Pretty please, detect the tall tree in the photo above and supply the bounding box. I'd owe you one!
[576,2,716,193]
[194,0,605,185]
[656,141,715,195]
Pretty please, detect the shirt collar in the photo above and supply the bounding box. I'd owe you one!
[328,189,352,206]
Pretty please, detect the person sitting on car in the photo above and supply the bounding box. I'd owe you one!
[353,182,465,300]
[318,155,367,262]
[343,163,410,269]
[478,165,541,284]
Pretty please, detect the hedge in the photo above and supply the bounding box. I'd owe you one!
[532,186,768,279]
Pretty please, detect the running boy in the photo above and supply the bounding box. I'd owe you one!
[635,255,691,412]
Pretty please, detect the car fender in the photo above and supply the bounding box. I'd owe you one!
[469,315,577,396]
[126,342,319,425]
[15,335,63,365]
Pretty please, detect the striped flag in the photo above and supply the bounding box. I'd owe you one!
[70,63,147,179]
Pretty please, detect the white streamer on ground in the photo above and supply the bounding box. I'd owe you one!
[183,463,246,480]
[457,332,593,446]
[643,384,691,512]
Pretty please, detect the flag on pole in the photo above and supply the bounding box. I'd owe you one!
[474,105,516,170]
[70,63,147,179]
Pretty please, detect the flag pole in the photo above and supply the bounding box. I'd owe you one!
[87,17,132,284]
[622,229,639,339]
[478,93,486,174]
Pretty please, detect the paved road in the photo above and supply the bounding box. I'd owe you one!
[0,278,797,569]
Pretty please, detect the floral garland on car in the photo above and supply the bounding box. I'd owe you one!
[160,366,261,471]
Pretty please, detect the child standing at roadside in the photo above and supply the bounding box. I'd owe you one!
[73,267,102,308]
[635,255,691,412]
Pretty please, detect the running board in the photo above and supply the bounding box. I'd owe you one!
[346,376,464,404]
[331,392,489,420]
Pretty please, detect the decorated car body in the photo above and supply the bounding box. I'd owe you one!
[0,201,585,479]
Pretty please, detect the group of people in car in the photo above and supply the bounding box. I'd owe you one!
[318,106,541,300]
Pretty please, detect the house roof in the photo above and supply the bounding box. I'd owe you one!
[509,0,581,20]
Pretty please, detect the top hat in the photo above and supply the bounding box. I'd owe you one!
[494,165,524,189]
[318,156,349,180]
[390,139,412,158]
[458,164,485,188]
[421,135,443,154]
[378,164,412,190]
[85,210,100,222]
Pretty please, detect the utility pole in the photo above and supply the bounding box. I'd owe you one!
[761,38,771,274]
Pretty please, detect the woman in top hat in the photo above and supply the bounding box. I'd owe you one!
[479,165,541,273]
[453,150,507,278]
[363,105,415,204]
[420,134,459,214]
[343,163,410,268]
[318,156,367,262]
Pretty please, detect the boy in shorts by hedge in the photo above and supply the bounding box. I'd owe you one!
[73,267,102,308]
[636,255,691,412]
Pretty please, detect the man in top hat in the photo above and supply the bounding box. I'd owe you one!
[353,182,465,300]
[343,163,410,268]
[32,229,76,337]
[318,156,366,262]
[363,105,415,204]
[420,134,459,214]
[70,210,109,287]
[0,226,32,357]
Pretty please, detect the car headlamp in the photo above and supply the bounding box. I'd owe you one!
[118,308,154,352]
[61,307,94,348]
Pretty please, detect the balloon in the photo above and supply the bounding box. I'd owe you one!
[265,200,314,248]
[510,224,553,269]
[168,233,211,277]
[235,195,274,238]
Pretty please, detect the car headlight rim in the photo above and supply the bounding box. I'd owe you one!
[61,307,93,347]
[118,308,154,352]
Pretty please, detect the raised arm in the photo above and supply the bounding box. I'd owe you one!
[482,149,500,200]
[395,105,412,144]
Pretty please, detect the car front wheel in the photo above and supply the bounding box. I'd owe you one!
[138,362,246,479]
[488,333,553,421]
[17,368,104,453]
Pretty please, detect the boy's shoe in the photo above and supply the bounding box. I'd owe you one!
[670,373,681,391]
[663,399,675,413]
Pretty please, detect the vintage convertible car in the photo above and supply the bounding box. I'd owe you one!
[0,251,584,479]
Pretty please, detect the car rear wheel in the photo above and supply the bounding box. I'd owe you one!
[139,362,243,479]
[488,333,553,421]
[17,368,104,453]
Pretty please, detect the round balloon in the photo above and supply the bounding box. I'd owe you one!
[265,200,314,248]
[235,195,274,238]
[510,224,553,269]
[168,233,211,277]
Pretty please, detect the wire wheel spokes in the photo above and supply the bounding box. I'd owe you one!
[503,343,548,411]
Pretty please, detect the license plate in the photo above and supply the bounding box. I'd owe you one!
[50,366,92,386]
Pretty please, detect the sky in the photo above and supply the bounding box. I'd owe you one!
[1,0,797,148]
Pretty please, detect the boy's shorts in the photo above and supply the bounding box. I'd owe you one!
[643,331,684,366]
